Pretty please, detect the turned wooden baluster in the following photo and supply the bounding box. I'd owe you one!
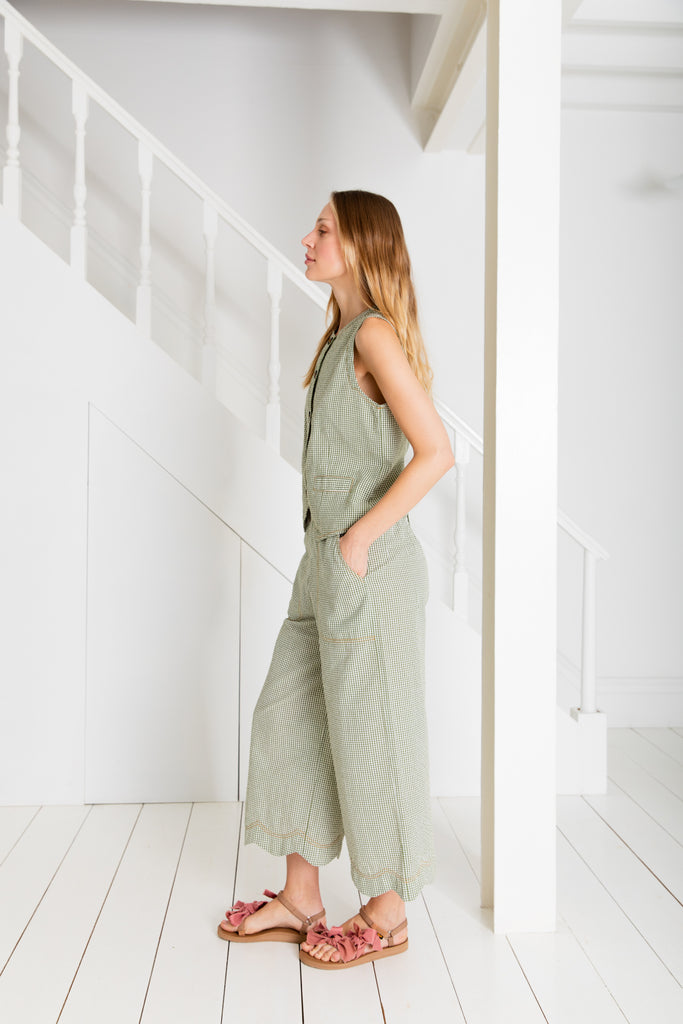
[452,431,471,616]
[201,200,218,392]
[3,19,23,218]
[265,260,283,453]
[136,141,153,337]
[70,79,89,278]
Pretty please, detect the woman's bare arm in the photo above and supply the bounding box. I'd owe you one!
[340,316,455,575]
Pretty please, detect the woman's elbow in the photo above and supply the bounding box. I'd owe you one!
[411,442,454,481]
[416,443,455,481]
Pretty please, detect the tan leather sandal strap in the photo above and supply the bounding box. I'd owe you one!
[359,905,380,934]
[359,906,407,944]
[387,918,408,946]
[275,889,325,930]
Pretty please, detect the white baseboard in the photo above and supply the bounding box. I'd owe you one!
[557,653,683,727]
[597,678,683,728]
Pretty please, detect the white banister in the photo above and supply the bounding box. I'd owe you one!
[2,16,22,218]
[136,141,153,339]
[557,509,609,561]
[265,260,283,453]
[70,79,88,278]
[0,0,326,310]
[201,200,219,393]
[434,396,483,454]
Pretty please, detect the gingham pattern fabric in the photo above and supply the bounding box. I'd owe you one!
[243,309,436,901]
[301,309,409,538]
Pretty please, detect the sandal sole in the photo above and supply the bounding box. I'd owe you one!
[217,924,304,943]
[299,938,408,970]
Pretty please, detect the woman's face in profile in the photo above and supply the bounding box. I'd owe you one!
[301,203,348,286]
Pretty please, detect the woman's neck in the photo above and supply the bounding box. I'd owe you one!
[333,286,367,331]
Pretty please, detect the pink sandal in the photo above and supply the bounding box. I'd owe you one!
[217,888,326,943]
[299,904,408,970]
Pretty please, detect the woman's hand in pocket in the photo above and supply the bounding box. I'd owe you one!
[339,529,369,578]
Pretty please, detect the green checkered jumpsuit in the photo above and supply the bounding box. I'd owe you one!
[243,308,436,900]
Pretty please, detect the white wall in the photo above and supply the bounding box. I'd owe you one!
[0,207,490,802]
[11,0,485,431]
[0,206,304,803]
[559,109,683,722]
[6,0,683,722]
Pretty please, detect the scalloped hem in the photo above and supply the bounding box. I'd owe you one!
[244,822,344,868]
[350,857,437,902]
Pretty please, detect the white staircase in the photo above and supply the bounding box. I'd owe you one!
[0,0,608,804]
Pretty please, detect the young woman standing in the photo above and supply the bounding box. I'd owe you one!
[217,190,454,969]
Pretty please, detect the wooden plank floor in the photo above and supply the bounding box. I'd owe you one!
[0,728,681,1023]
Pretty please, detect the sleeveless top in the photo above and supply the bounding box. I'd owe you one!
[301,308,409,538]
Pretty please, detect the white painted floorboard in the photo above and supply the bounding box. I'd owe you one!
[557,796,683,985]
[57,803,191,1024]
[439,798,629,1024]
[584,783,683,906]
[425,801,547,1024]
[607,745,683,845]
[635,728,683,765]
[610,729,683,800]
[0,804,140,1024]
[140,803,241,1024]
[0,805,90,974]
[1,730,682,1023]
[0,805,40,864]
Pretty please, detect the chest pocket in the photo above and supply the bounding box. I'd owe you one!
[310,475,354,538]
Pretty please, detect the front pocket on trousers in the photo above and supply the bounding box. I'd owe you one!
[334,533,367,581]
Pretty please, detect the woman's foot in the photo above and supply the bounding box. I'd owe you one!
[300,892,407,964]
[218,886,326,938]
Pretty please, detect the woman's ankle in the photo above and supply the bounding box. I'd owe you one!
[283,886,323,906]
[364,891,406,922]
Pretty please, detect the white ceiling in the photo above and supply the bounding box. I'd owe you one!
[131,0,447,10]
[129,0,683,150]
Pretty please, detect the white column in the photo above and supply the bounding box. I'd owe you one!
[452,431,470,616]
[70,79,89,278]
[3,19,23,218]
[136,142,153,338]
[481,0,562,933]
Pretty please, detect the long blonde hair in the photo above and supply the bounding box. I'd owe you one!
[302,190,434,395]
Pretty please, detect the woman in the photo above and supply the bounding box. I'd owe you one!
[217,190,455,969]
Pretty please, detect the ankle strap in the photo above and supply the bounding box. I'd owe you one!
[359,905,408,946]
[275,889,326,930]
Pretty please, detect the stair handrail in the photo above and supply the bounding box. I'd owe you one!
[0,0,326,308]
[1,0,608,717]
[434,397,609,562]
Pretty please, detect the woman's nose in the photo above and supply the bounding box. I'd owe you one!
[301,231,313,248]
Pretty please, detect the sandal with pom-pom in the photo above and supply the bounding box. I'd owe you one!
[299,904,408,969]
[217,888,326,943]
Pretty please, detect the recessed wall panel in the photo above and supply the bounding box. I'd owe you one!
[85,407,240,802]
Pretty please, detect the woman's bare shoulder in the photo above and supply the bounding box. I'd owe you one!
[355,315,402,358]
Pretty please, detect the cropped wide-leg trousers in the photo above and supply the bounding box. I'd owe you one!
[243,515,436,901]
